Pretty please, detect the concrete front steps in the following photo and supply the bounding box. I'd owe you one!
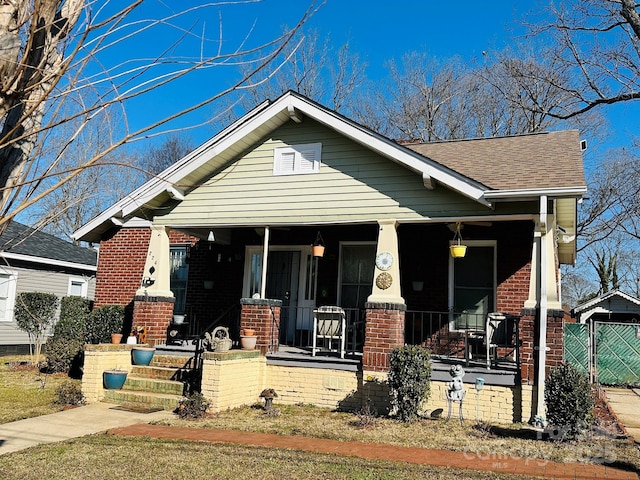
[103,353,196,411]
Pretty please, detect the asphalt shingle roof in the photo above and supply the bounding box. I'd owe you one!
[0,221,97,267]
[404,130,586,191]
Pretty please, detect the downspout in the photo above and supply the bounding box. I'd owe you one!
[260,226,270,299]
[536,195,548,418]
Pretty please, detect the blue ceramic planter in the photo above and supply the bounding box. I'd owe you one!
[103,370,127,389]
[131,347,155,366]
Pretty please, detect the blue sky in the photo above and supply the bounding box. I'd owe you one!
[107,0,635,156]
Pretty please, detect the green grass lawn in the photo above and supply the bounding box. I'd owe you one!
[0,356,80,423]
[0,435,542,480]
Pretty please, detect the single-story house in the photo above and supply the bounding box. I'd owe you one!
[0,221,97,354]
[74,91,586,422]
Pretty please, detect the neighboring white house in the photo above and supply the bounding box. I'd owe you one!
[0,221,97,355]
[572,289,640,324]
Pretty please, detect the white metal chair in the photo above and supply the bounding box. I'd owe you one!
[485,312,519,369]
[312,306,346,358]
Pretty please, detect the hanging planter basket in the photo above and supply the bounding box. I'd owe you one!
[450,244,467,258]
[312,231,325,258]
[450,222,467,258]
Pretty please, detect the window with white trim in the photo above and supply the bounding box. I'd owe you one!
[0,269,18,322]
[68,278,88,297]
[273,143,321,175]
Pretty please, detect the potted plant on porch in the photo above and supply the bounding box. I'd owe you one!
[239,328,257,350]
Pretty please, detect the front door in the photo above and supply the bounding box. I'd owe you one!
[243,246,316,343]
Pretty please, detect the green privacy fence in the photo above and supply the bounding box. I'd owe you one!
[564,323,589,375]
[564,322,640,386]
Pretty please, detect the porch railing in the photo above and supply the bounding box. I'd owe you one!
[279,306,363,356]
[405,310,512,367]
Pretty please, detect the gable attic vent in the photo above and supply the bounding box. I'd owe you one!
[274,143,321,176]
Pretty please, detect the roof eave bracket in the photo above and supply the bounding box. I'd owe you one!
[422,173,435,190]
[288,105,303,123]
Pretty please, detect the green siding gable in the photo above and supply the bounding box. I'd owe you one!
[155,119,508,227]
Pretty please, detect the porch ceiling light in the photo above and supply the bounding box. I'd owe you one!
[450,222,467,258]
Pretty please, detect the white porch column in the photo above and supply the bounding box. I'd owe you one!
[136,225,174,298]
[367,219,404,305]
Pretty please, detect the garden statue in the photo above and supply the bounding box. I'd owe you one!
[446,364,466,423]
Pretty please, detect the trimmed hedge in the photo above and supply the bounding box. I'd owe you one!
[45,297,91,374]
[85,304,124,344]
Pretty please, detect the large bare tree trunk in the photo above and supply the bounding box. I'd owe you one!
[0,0,83,216]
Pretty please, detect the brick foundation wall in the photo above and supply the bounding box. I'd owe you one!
[240,298,281,355]
[363,303,406,371]
[132,296,175,346]
[95,227,151,307]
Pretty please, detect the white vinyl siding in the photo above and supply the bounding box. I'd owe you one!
[0,266,96,346]
[273,143,321,175]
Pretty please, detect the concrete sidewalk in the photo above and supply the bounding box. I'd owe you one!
[605,388,640,443]
[0,402,172,455]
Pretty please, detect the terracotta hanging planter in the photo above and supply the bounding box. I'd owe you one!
[312,231,325,258]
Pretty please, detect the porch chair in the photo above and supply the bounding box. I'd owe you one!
[312,306,346,358]
[484,312,520,369]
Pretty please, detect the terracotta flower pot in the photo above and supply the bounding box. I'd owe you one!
[240,328,255,337]
[111,333,123,344]
[312,245,325,257]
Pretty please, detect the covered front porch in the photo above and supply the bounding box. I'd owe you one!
[135,218,537,378]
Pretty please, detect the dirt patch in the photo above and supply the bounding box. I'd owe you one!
[593,387,627,438]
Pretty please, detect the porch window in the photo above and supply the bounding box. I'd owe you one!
[339,243,376,309]
[273,143,321,175]
[0,270,17,322]
[449,241,496,331]
[170,246,189,315]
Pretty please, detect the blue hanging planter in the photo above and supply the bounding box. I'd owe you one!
[103,370,128,389]
[131,347,156,366]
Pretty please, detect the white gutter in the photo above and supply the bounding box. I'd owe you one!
[536,195,548,419]
[484,187,587,200]
[0,252,97,272]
